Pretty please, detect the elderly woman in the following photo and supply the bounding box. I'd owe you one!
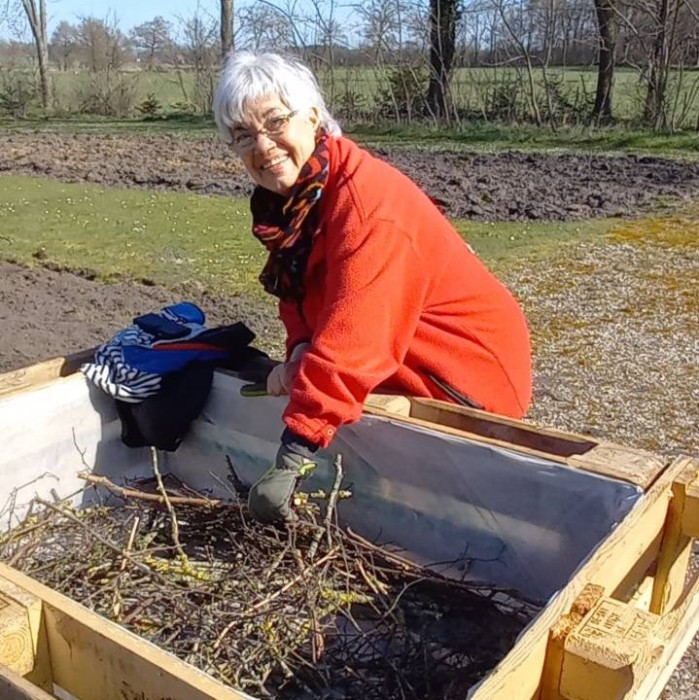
[213,51,532,522]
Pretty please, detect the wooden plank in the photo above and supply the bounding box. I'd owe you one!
[0,577,53,691]
[0,565,249,700]
[567,444,667,490]
[0,349,94,400]
[364,394,664,488]
[0,589,34,676]
[634,568,699,699]
[363,399,663,487]
[680,469,699,537]
[363,393,411,415]
[559,563,699,700]
[469,454,680,700]
[407,397,598,457]
[560,597,662,700]
[0,663,56,700]
[650,460,698,614]
[540,584,605,700]
[362,403,581,468]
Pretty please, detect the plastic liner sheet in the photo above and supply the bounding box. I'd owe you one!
[169,377,643,605]
[330,417,643,603]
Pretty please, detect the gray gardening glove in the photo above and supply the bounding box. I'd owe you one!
[248,428,319,523]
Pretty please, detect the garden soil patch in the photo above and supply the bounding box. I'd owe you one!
[2,131,699,220]
[0,130,698,699]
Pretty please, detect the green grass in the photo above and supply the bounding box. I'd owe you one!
[348,122,699,158]
[0,113,217,137]
[454,218,619,267]
[0,174,618,294]
[0,176,267,296]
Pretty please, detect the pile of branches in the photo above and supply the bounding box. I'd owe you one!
[0,458,540,700]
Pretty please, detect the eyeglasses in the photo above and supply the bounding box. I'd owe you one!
[231,111,299,153]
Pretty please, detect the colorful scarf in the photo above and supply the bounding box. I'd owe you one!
[251,134,330,302]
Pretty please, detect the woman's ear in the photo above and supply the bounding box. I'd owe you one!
[308,106,320,132]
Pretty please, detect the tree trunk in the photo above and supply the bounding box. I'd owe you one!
[643,0,671,130]
[220,0,234,58]
[592,0,617,123]
[21,0,50,108]
[427,0,458,122]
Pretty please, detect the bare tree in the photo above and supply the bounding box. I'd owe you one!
[427,0,459,120]
[616,0,692,129]
[491,0,542,125]
[20,0,49,106]
[591,0,617,122]
[175,10,219,112]
[356,0,402,59]
[130,16,173,69]
[642,0,673,128]
[236,4,294,50]
[221,0,233,57]
[76,15,129,72]
[50,20,78,71]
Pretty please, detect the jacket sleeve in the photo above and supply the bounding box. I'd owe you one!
[283,218,429,447]
[279,299,312,361]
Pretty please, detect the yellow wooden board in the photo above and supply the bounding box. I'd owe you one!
[0,565,250,700]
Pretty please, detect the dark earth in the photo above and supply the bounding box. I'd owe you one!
[2,131,699,223]
[2,130,699,372]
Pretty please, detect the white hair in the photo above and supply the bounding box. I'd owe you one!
[213,50,342,143]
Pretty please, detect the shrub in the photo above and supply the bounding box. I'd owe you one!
[138,93,163,118]
[334,88,369,123]
[376,63,429,122]
[0,70,37,117]
[73,71,139,117]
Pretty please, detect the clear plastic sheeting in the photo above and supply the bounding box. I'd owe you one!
[329,417,642,603]
[169,374,643,605]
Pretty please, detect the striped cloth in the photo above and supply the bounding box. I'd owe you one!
[81,302,224,403]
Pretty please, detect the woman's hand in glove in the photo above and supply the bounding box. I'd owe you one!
[248,427,318,523]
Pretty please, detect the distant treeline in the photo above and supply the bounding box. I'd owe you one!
[1,0,698,130]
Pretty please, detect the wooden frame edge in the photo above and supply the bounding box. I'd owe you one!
[0,563,249,700]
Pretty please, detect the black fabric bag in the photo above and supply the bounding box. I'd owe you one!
[113,323,277,452]
[115,361,214,451]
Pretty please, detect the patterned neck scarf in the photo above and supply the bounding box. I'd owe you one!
[251,134,330,302]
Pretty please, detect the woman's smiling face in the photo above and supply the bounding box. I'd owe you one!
[232,95,320,196]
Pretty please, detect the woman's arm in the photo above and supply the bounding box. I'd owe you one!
[284,219,428,446]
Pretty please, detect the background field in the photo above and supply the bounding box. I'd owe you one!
[31,65,699,129]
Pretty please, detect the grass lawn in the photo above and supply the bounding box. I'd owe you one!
[0,174,622,295]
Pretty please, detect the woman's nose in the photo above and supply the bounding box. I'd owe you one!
[253,131,275,150]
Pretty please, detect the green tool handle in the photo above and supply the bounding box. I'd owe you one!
[240,382,268,397]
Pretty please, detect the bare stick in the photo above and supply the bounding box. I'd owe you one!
[150,447,187,562]
[112,515,140,619]
[34,498,172,585]
[307,453,344,560]
[212,548,338,652]
[250,549,338,612]
[78,471,223,508]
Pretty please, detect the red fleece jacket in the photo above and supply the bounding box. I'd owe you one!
[279,136,532,448]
